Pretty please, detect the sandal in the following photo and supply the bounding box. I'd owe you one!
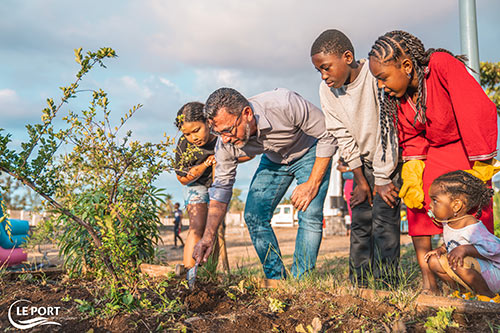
[476,294,500,303]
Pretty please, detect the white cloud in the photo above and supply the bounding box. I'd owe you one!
[120,76,153,99]
[1,0,499,203]
[159,77,175,88]
[142,0,459,73]
[0,88,39,124]
[0,89,17,100]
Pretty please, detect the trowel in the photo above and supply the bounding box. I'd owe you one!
[187,264,198,289]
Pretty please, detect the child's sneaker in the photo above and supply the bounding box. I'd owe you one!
[476,294,500,303]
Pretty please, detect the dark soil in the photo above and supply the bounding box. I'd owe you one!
[1,273,499,332]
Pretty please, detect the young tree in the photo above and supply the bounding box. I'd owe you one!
[0,48,175,289]
[494,192,500,238]
[229,188,245,212]
[480,61,500,115]
[0,173,42,210]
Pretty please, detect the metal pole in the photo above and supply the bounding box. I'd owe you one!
[459,0,480,82]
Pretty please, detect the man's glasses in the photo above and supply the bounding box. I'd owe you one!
[210,112,242,136]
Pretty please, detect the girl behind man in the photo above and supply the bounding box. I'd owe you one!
[174,102,217,272]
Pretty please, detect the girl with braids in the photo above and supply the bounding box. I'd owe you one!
[424,171,500,302]
[174,102,218,273]
[368,30,498,294]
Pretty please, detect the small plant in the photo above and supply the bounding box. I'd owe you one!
[74,299,96,317]
[268,297,287,313]
[226,291,237,301]
[229,279,251,295]
[61,294,72,302]
[424,306,459,333]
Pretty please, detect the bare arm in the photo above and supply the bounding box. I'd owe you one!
[237,155,254,163]
[192,200,228,264]
[176,155,216,185]
[291,156,330,211]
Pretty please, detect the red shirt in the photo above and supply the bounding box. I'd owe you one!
[398,52,497,162]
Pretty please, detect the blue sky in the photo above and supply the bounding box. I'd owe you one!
[1,0,499,206]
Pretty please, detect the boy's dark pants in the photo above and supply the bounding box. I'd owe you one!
[174,220,183,247]
[349,162,402,286]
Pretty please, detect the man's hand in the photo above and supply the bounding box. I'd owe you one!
[350,183,372,208]
[374,183,400,208]
[192,235,215,265]
[291,181,319,212]
[291,156,330,212]
[424,246,447,262]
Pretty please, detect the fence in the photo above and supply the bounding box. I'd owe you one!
[6,210,47,227]
[6,210,349,236]
[159,212,245,227]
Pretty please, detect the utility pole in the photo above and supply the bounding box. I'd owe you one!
[459,0,480,82]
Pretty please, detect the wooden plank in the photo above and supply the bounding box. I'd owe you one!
[3,267,64,280]
[139,263,175,277]
[354,288,500,313]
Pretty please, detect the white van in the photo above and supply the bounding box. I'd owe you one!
[271,204,297,227]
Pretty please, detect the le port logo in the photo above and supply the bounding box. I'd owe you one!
[8,299,62,330]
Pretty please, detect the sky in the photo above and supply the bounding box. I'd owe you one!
[1,0,499,206]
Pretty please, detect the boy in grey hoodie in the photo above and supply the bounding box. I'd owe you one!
[311,29,401,286]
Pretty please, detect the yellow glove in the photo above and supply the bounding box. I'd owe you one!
[464,159,500,182]
[399,160,425,209]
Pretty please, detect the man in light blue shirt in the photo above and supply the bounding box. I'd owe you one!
[193,87,337,279]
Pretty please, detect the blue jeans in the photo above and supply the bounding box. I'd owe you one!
[244,145,331,279]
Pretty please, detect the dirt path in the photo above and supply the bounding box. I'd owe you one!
[159,226,413,271]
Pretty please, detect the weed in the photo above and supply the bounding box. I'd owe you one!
[424,306,459,333]
[268,297,287,313]
[226,291,237,300]
[229,279,251,294]
[486,319,500,333]
[74,298,96,317]
[179,279,189,290]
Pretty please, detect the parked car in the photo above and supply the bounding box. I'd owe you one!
[271,204,297,227]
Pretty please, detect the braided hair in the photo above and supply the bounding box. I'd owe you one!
[433,170,494,219]
[175,101,205,129]
[368,30,467,160]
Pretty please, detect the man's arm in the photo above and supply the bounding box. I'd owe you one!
[291,156,331,211]
[192,200,227,264]
[287,90,337,211]
[287,90,337,159]
[192,139,239,263]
